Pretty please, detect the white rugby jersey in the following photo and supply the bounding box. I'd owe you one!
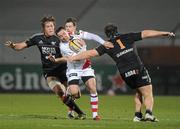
[60,36,91,70]
[72,30,105,44]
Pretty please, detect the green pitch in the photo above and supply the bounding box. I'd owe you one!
[0,94,180,129]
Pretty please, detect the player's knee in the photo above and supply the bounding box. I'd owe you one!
[74,90,81,99]
[139,85,153,98]
[48,80,66,94]
[66,85,80,98]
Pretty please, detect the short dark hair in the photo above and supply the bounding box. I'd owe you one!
[55,26,65,35]
[65,17,77,26]
[104,23,118,38]
[41,16,56,28]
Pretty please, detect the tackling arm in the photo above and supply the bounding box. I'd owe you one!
[5,41,27,51]
[141,30,175,39]
[69,49,99,62]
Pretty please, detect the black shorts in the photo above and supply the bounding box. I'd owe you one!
[120,67,151,89]
[43,68,67,84]
[68,76,95,85]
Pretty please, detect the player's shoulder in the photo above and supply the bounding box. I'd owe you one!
[52,35,60,40]
[120,32,140,37]
[118,33,135,39]
[76,30,88,35]
[30,33,44,39]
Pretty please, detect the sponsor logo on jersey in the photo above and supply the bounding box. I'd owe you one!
[42,47,56,54]
[38,40,43,44]
[116,48,133,58]
[51,41,56,45]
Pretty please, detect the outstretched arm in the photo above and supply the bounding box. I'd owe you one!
[5,41,27,51]
[69,49,99,62]
[141,30,175,39]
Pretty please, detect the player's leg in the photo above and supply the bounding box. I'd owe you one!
[65,70,85,119]
[66,82,81,99]
[46,76,85,118]
[138,85,158,122]
[135,67,158,122]
[138,85,153,112]
[46,76,66,97]
[82,76,100,120]
[133,90,143,122]
[66,82,81,119]
[67,79,86,119]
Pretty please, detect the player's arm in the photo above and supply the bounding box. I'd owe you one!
[141,30,175,39]
[82,31,114,48]
[47,54,67,63]
[5,41,27,51]
[69,49,100,62]
[69,44,106,61]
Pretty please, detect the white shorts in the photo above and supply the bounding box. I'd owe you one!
[66,68,95,82]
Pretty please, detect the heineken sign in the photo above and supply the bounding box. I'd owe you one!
[0,64,180,95]
[0,64,127,93]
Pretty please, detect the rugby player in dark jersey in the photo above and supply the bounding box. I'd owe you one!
[67,23,175,122]
[5,16,86,119]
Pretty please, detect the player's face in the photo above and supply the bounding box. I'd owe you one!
[43,21,55,37]
[57,29,70,42]
[65,22,76,34]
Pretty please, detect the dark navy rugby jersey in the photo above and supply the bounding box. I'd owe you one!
[96,32,143,73]
[25,33,67,72]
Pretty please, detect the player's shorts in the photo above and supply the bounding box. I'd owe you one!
[68,76,95,85]
[43,68,67,84]
[120,67,152,89]
[66,68,95,85]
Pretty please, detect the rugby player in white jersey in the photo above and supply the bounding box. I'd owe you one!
[64,17,113,119]
[48,26,101,120]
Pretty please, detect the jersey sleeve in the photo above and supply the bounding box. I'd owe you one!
[95,45,107,56]
[128,32,142,42]
[25,34,37,47]
[79,30,105,44]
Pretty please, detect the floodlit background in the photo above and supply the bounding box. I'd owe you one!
[0,0,180,95]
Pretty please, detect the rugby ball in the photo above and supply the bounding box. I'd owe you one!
[69,39,83,53]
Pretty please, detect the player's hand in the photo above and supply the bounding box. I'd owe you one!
[163,32,175,37]
[168,32,175,37]
[103,41,114,49]
[47,54,56,62]
[5,41,15,49]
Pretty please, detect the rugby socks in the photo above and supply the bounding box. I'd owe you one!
[90,93,99,118]
[62,95,84,115]
[145,109,152,115]
[135,112,143,118]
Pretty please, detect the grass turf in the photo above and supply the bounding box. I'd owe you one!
[0,94,180,129]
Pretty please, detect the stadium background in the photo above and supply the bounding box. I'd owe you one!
[0,0,180,95]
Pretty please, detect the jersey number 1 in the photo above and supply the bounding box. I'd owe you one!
[116,39,125,49]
